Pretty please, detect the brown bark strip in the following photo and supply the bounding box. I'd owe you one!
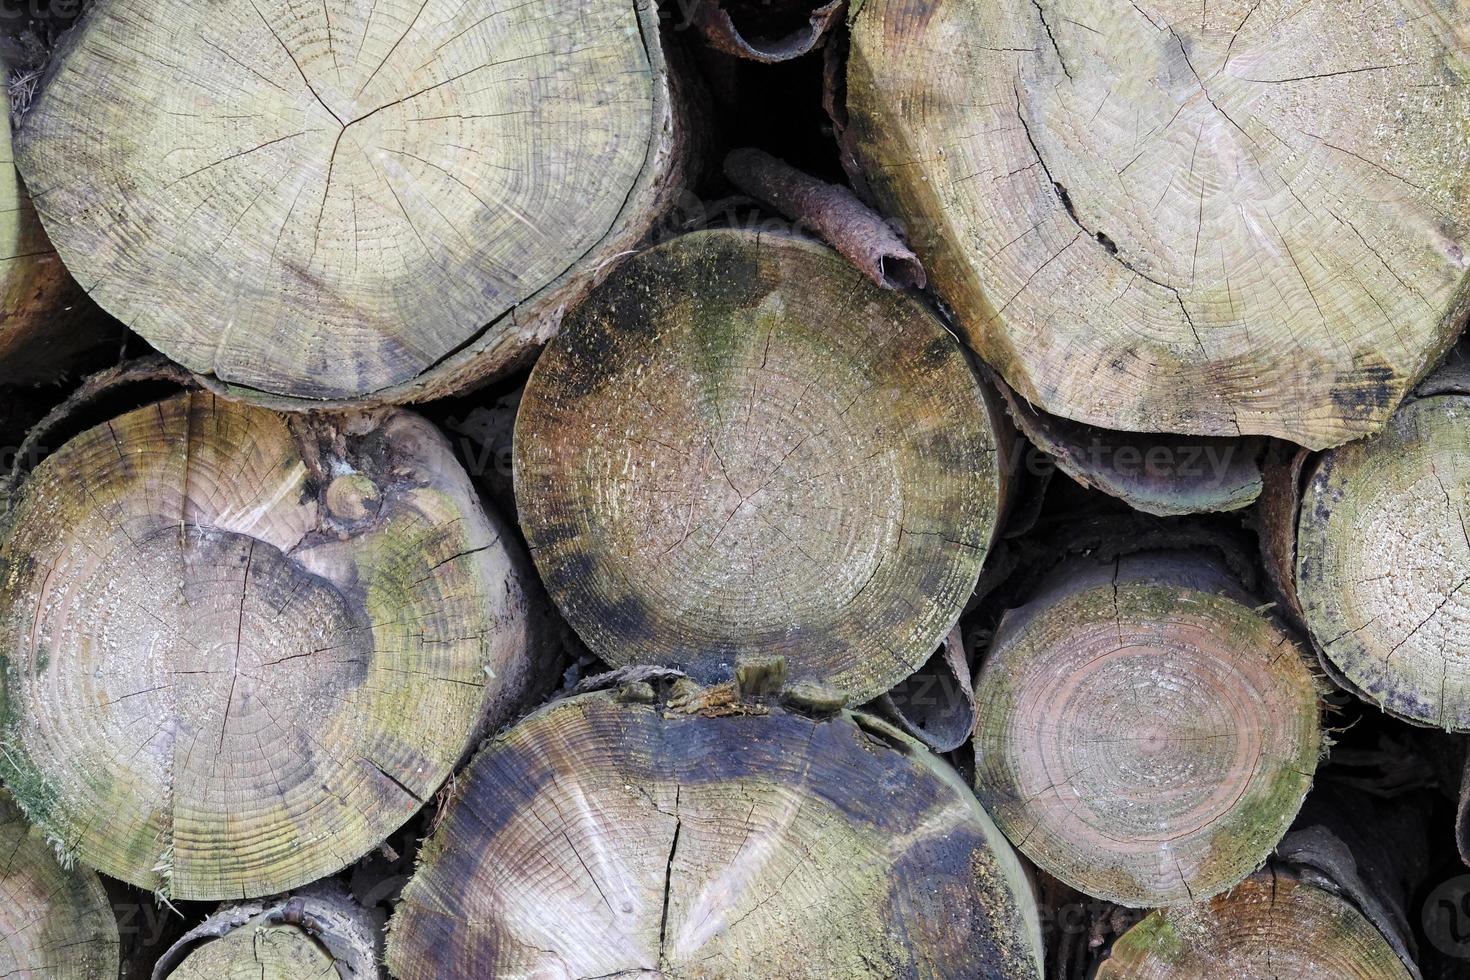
[723,147,925,290]
[987,366,1265,517]
[872,625,976,753]
[1,354,195,513]
[692,0,846,63]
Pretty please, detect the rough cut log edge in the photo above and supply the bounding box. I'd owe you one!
[20,0,686,413]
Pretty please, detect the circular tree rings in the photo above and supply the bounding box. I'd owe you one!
[15,0,678,403]
[0,393,550,900]
[515,229,1007,705]
[973,553,1321,906]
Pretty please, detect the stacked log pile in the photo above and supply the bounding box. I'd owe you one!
[0,1,1469,978]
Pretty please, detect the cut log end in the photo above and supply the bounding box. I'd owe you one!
[14,0,678,403]
[514,228,1006,705]
[974,553,1321,906]
[1297,394,1470,730]
[0,792,119,979]
[845,0,1470,446]
[1096,871,1413,980]
[0,392,548,900]
[387,691,1044,979]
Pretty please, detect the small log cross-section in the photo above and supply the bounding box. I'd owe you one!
[1095,871,1413,980]
[14,0,678,404]
[387,690,1045,979]
[844,0,1470,448]
[0,791,119,979]
[1297,394,1470,730]
[0,393,550,900]
[515,229,1008,706]
[973,553,1322,906]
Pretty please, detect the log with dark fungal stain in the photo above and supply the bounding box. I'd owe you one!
[973,550,1322,907]
[514,228,1006,706]
[0,392,555,900]
[386,686,1045,979]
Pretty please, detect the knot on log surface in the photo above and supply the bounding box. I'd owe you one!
[1297,393,1470,731]
[385,691,1045,979]
[974,553,1322,907]
[844,0,1470,448]
[0,791,119,979]
[513,228,1009,706]
[13,0,679,403]
[0,392,549,901]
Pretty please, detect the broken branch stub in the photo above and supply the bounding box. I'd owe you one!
[723,147,925,290]
[973,551,1322,906]
[386,690,1044,979]
[0,393,553,900]
[514,228,1008,706]
[14,0,681,405]
[692,0,846,63]
[844,0,1470,448]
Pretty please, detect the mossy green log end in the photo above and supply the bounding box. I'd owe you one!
[515,228,1009,705]
[0,392,552,900]
[14,0,680,405]
[0,792,119,979]
[1096,871,1412,979]
[846,0,1470,449]
[974,553,1321,906]
[1297,393,1470,730]
[387,690,1044,979]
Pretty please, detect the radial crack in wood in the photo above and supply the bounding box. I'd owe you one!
[1297,393,1470,730]
[385,691,1044,979]
[973,552,1322,906]
[514,228,1009,706]
[0,392,552,900]
[844,0,1470,448]
[13,0,680,404]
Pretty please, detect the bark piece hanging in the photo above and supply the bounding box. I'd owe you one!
[0,791,119,978]
[989,369,1264,516]
[1094,871,1411,979]
[843,0,1470,449]
[0,392,552,900]
[386,689,1044,979]
[973,552,1322,906]
[0,111,109,385]
[691,0,846,63]
[514,228,1009,706]
[13,0,680,405]
[1296,394,1470,730]
[152,883,378,979]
